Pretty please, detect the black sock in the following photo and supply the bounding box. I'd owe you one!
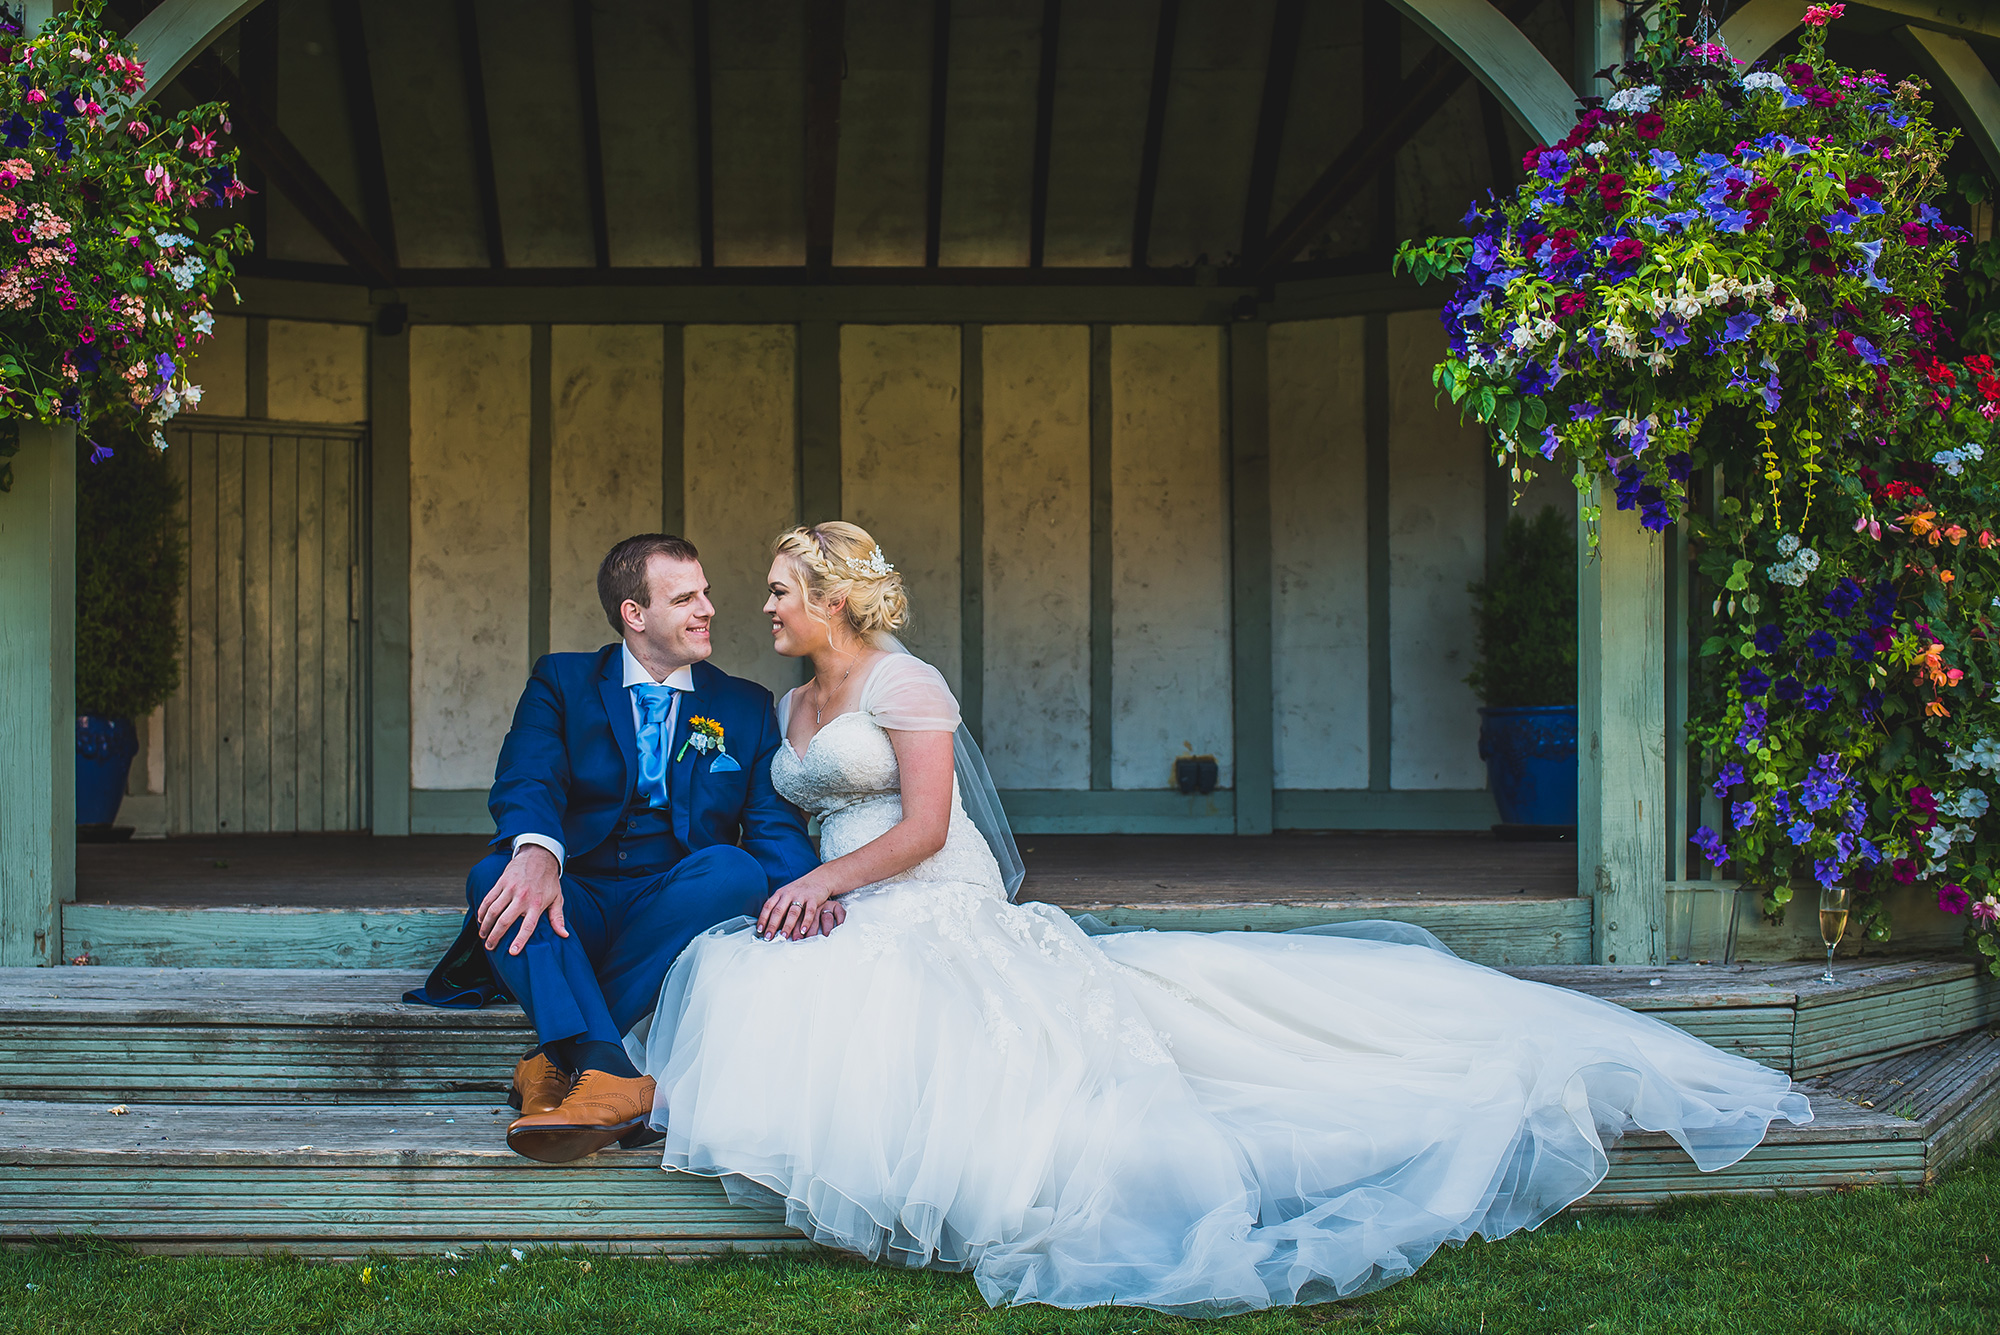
[558,1039,641,1080]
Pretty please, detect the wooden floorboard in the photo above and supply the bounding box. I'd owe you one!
[76,832,1579,909]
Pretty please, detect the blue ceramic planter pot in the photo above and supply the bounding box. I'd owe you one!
[1478,705,1578,826]
[76,714,138,826]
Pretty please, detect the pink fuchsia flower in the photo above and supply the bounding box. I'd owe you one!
[1854,515,1883,540]
[1803,3,1845,24]
[1939,883,1971,914]
[187,127,216,158]
[1974,898,2000,923]
[23,88,43,103]
[124,119,149,138]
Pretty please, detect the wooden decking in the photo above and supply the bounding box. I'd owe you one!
[0,959,1994,1253]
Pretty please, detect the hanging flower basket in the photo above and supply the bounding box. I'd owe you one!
[0,0,248,492]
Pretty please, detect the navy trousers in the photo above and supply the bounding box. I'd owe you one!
[468,844,767,1053]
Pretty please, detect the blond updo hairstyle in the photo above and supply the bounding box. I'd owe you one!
[772,521,910,644]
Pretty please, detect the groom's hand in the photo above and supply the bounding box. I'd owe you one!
[479,845,569,955]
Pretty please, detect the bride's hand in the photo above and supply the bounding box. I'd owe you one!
[759,879,840,941]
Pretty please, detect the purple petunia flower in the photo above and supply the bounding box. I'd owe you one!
[1775,676,1804,702]
[1804,685,1835,711]
[1806,630,1837,658]
[1754,624,1784,653]
[1722,311,1762,343]
[1813,858,1845,887]
[1712,761,1746,797]
[1735,701,1768,747]
[1762,371,1783,411]
[1849,335,1887,366]
[1787,819,1816,846]
[1729,799,1759,828]
[1740,667,1772,697]
[87,440,113,465]
[1848,631,1876,662]
[1823,578,1864,617]
[1691,825,1729,865]
[1939,884,1971,914]
[1653,315,1692,350]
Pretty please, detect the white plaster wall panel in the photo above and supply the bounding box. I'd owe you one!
[267,322,367,423]
[1269,0,1369,262]
[408,325,532,790]
[1269,318,1369,790]
[1387,310,1487,790]
[478,0,596,268]
[1143,0,1273,268]
[1041,1,1155,266]
[1109,326,1232,790]
[710,0,806,266]
[982,325,1091,789]
[184,314,246,418]
[840,325,962,696]
[596,0,700,267]
[550,326,665,654]
[358,0,487,268]
[938,1,1039,267]
[683,326,800,700]
[834,0,930,266]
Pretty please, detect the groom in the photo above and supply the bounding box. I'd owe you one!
[406,534,822,1163]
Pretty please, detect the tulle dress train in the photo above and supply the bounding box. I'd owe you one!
[631,655,1811,1315]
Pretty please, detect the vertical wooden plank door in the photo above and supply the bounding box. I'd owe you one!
[164,419,368,833]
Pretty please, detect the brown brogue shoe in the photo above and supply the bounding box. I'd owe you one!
[506,1052,569,1117]
[505,1070,658,1164]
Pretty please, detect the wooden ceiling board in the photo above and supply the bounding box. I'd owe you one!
[477,0,596,267]
[358,0,488,267]
[1270,0,1370,262]
[709,0,806,266]
[833,0,935,266]
[1396,77,1489,245]
[1039,0,1157,267]
[269,0,363,265]
[937,0,1042,267]
[593,0,702,267]
[1142,0,1274,267]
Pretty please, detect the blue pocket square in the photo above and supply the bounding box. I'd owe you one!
[708,752,741,773]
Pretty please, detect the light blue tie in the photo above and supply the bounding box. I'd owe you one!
[632,682,678,809]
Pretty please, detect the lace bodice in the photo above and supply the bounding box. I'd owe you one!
[773,665,1006,896]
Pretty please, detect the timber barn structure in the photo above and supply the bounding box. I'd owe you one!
[1,0,1999,1253]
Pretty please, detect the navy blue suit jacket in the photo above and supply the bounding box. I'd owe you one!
[408,647,818,1007]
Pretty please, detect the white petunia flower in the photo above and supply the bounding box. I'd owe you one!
[1742,71,1787,93]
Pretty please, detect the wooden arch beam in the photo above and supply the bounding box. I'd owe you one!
[1716,0,1801,66]
[1383,0,1575,144]
[127,0,268,102]
[1898,26,2000,182]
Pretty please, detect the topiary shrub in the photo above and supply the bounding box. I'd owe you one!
[1466,506,1577,708]
[76,422,182,719]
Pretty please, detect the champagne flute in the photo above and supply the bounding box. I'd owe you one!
[1818,882,1850,984]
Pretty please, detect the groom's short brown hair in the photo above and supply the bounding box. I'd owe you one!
[598,534,702,633]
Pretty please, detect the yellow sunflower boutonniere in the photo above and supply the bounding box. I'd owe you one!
[676,716,738,771]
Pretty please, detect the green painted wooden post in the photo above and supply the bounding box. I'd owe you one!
[1363,313,1391,793]
[1228,321,1273,835]
[0,422,75,966]
[368,329,411,837]
[1088,325,1113,792]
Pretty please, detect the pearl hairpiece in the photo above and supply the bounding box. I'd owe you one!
[844,546,895,577]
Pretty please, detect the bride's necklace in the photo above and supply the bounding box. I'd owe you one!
[812,658,857,725]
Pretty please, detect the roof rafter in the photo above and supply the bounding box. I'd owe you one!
[1238,0,1305,269]
[171,50,397,287]
[924,0,951,267]
[453,0,506,269]
[804,0,846,271]
[572,0,611,268]
[1130,0,1181,268]
[1027,0,1062,267]
[330,0,397,269]
[1257,0,1542,278]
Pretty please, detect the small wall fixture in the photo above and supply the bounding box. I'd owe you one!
[1174,755,1219,796]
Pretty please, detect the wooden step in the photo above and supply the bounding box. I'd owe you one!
[2,1032,1992,1255]
[5,960,1994,1104]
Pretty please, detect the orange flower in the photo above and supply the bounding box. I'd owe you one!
[1944,524,1968,545]
[1942,568,1957,584]
[1980,529,1995,548]
[1903,509,1938,540]
[1927,699,1952,717]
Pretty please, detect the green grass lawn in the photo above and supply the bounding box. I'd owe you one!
[5,1141,1996,1335]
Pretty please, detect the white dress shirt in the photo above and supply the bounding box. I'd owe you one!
[512,644,696,871]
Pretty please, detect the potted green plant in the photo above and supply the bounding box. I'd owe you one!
[1467,506,1578,830]
[75,419,182,831]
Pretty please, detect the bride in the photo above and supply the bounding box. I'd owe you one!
[633,521,1811,1316]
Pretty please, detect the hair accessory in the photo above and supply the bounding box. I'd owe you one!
[844,546,895,577]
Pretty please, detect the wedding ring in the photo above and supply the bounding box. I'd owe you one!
[791,901,804,909]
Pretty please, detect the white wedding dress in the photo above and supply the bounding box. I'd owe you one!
[634,655,1811,1315]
